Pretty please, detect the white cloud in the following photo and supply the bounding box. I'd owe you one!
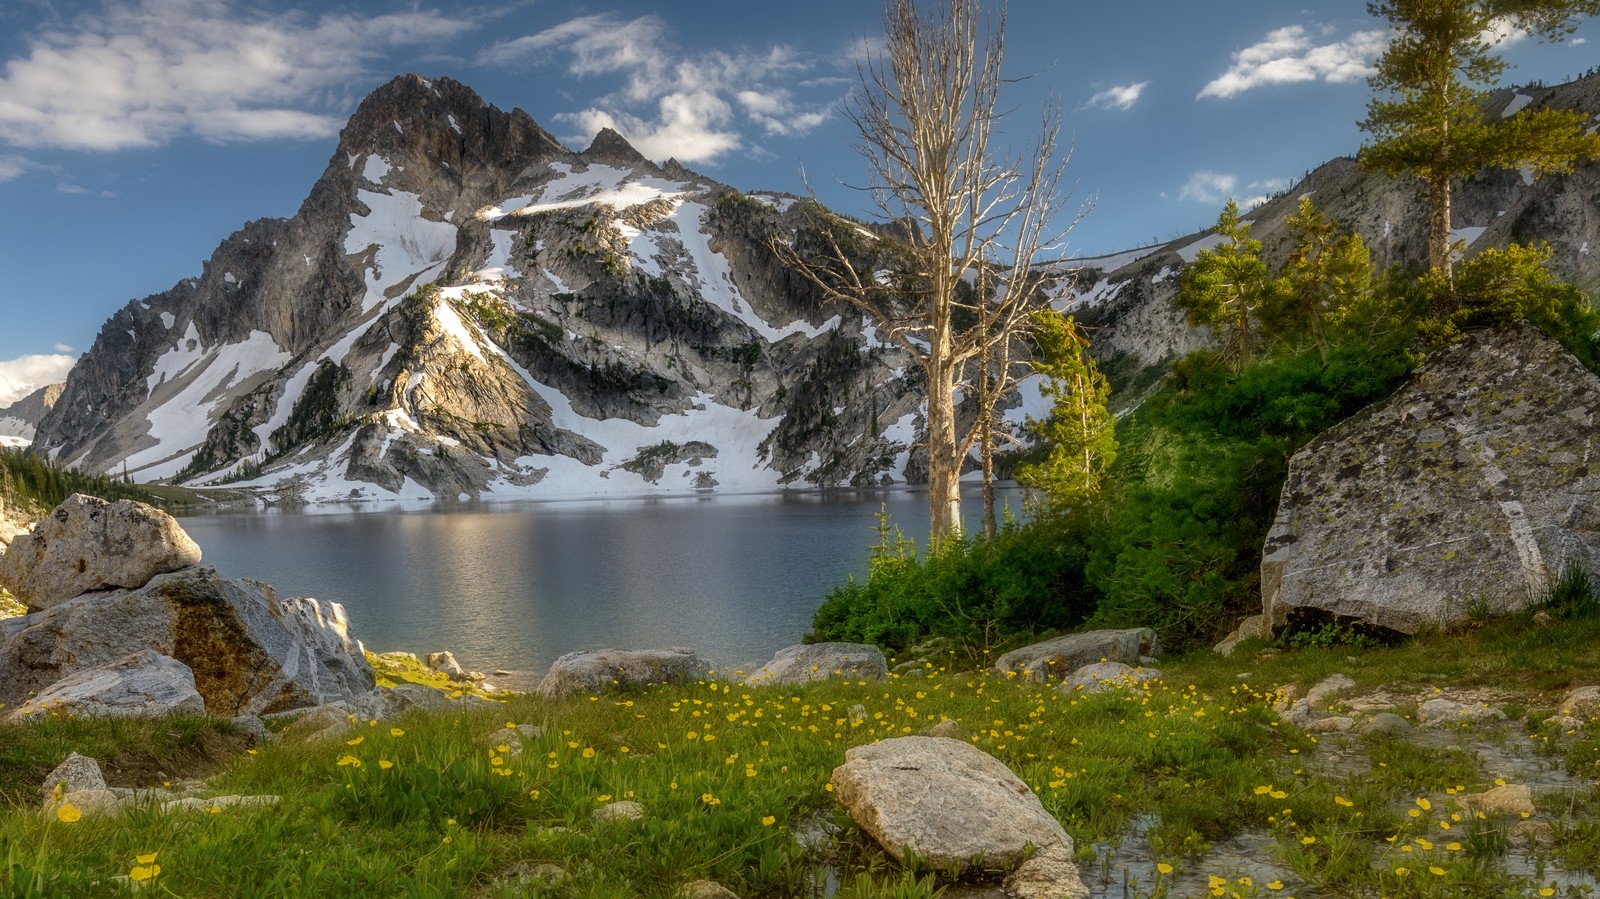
[1179,171,1292,209]
[0,0,476,151]
[0,353,75,408]
[482,13,834,164]
[1082,81,1148,112]
[1574,37,1589,46]
[52,343,74,354]
[1178,170,1238,204]
[1198,25,1388,100]
[0,155,28,182]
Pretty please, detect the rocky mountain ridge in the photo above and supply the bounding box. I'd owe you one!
[1061,72,1600,389]
[33,75,932,502]
[0,383,62,449]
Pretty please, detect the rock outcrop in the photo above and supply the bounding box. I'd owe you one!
[993,628,1158,683]
[0,495,374,719]
[744,642,887,685]
[536,647,711,699]
[0,494,201,611]
[1262,323,1600,635]
[830,736,1078,878]
[1,566,374,716]
[8,650,205,722]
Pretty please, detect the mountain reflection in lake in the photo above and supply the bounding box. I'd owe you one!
[179,486,1023,688]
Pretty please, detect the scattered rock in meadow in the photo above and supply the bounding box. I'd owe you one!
[1559,685,1600,721]
[425,650,467,680]
[1456,784,1535,817]
[43,789,122,819]
[0,566,374,717]
[830,736,1076,875]
[0,494,201,611]
[1061,661,1161,694]
[1277,699,1315,728]
[1305,716,1355,734]
[1510,819,1556,848]
[1261,324,1600,636]
[491,861,567,891]
[229,714,272,744]
[993,629,1158,684]
[744,642,887,686]
[1356,712,1414,737]
[1416,697,1506,727]
[1544,714,1585,732]
[39,752,107,800]
[682,880,741,899]
[536,647,711,700]
[1002,843,1090,899]
[1214,614,1269,656]
[925,719,963,739]
[6,650,205,723]
[592,801,645,824]
[158,795,281,814]
[1305,674,1356,708]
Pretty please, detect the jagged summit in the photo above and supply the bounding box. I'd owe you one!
[582,127,657,171]
[33,74,929,502]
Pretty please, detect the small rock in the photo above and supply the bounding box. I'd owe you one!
[925,719,963,739]
[39,752,106,801]
[1416,698,1506,727]
[425,651,465,680]
[1061,661,1160,694]
[1002,843,1090,899]
[536,647,711,700]
[492,669,512,677]
[1559,685,1600,721]
[1357,712,1414,737]
[229,715,271,743]
[1277,699,1315,727]
[682,880,741,899]
[1305,674,1356,708]
[848,704,868,722]
[1543,715,1585,731]
[1305,716,1355,734]
[1532,610,1554,626]
[158,795,281,814]
[1509,819,1555,848]
[1456,784,1535,817]
[279,704,354,742]
[592,800,645,824]
[745,642,888,685]
[43,788,122,819]
[993,629,1158,683]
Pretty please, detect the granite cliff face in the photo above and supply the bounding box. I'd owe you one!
[33,76,927,501]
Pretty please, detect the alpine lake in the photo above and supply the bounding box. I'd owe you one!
[177,485,1025,690]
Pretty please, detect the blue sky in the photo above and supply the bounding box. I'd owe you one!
[0,0,1595,402]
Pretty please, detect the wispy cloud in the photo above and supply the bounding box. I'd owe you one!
[0,155,29,182]
[1081,81,1148,112]
[1198,25,1388,100]
[480,13,835,164]
[0,0,477,151]
[0,353,75,407]
[1178,170,1292,209]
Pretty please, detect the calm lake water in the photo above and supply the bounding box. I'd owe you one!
[178,486,1023,688]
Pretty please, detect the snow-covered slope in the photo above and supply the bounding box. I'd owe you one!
[0,384,63,449]
[34,76,925,502]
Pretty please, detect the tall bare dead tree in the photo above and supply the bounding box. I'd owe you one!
[777,0,1082,541]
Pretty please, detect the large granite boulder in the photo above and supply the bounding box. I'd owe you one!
[0,494,201,611]
[830,736,1076,875]
[0,566,374,716]
[6,650,205,723]
[744,642,887,686]
[1262,323,1600,635]
[536,647,711,699]
[993,628,1158,683]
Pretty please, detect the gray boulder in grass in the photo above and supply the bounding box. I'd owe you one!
[830,735,1080,880]
[993,628,1158,683]
[536,647,711,699]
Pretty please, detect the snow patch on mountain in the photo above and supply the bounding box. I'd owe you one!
[127,330,291,478]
